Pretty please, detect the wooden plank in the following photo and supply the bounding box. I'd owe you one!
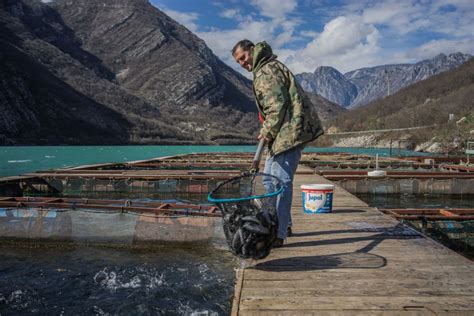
[238,296,474,311]
[233,166,474,314]
[240,311,456,316]
[242,277,474,289]
[241,268,474,283]
[231,268,245,316]
[241,287,474,297]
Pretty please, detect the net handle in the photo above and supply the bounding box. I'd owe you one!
[250,139,266,173]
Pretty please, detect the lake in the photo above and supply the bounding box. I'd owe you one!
[0,145,455,314]
[0,145,430,177]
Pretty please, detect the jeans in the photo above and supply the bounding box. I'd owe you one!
[262,145,302,239]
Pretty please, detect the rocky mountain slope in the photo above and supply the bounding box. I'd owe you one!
[306,92,346,122]
[296,53,472,108]
[0,34,131,145]
[325,57,474,153]
[0,0,369,145]
[0,0,259,145]
[297,66,357,107]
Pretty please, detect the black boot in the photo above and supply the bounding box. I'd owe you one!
[273,238,284,248]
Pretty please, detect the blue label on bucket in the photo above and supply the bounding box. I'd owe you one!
[302,191,333,213]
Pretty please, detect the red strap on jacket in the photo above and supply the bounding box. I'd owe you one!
[258,112,264,124]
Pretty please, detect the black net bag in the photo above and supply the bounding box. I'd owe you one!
[208,172,283,259]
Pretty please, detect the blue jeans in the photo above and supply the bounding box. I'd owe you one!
[262,145,302,239]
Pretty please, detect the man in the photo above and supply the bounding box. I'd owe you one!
[232,40,324,247]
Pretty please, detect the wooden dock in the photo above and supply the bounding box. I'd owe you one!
[232,166,474,315]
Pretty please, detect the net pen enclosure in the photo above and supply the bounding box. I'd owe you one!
[0,153,263,247]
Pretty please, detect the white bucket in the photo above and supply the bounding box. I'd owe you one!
[301,184,334,214]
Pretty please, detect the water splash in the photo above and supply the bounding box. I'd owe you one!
[92,305,105,315]
[0,289,40,312]
[1,247,235,314]
[93,266,166,293]
[190,310,219,316]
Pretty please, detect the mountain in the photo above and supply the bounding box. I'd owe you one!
[0,35,131,144]
[296,53,472,108]
[326,56,474,151]
[305,92,347,122]
[297,66,357,108]
[0,0,346,145]
[0,0,258,145]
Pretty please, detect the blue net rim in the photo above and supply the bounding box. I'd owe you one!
[207,172,284,204]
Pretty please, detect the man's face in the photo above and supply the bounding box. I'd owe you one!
[233,47,253,72]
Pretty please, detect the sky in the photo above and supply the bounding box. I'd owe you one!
[150,0,474,76]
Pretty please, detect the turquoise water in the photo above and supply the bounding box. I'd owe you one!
[0,146,430,177]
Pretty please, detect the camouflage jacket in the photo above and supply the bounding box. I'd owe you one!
[252,42,324,156]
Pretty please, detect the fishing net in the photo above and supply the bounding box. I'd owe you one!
[208,172,283,259]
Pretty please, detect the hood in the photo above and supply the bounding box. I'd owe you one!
[252,41,277,75]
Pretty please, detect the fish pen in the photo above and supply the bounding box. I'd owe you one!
[301,152,474,260]
[0,153,260,247]
[381,208,474,259]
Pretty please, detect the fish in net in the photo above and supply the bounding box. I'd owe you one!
[208,171,283,259]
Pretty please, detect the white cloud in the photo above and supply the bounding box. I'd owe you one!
[428,1,474,38]
[397,38,474,61]
[362,1,421,25]
[197,1,301,76]
[278,0,474,73]
[250,0,298,18]
[359,0,474,37]
[311,16,377,55]
[220,8,243,21]
[282,15,382,73]
[300,30,319,38]
[199,6,405,75]
[154,0,474,75]
[160,8,199,32]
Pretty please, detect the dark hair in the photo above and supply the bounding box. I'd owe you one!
[231,39,254,55]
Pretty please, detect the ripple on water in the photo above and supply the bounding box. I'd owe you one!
[0,247,236,315]
[0,289,43,313]
[93,266,166,293]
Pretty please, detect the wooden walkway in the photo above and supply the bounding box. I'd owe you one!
[232,166,474,315]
